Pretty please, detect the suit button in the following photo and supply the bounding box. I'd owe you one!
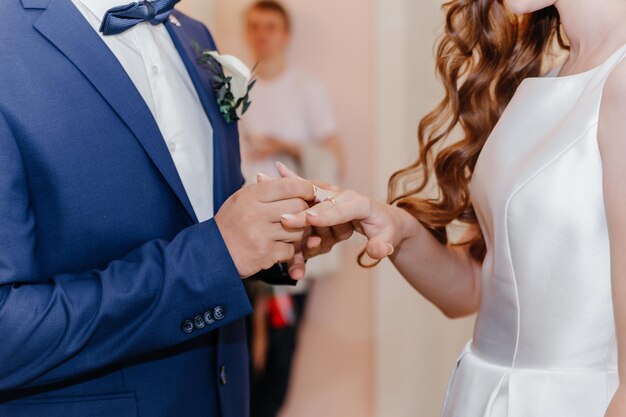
[219,365,227,385]
[214,306,226,321]
[204,310,216,325]
[193,315,206,330]
[181,320,194,334]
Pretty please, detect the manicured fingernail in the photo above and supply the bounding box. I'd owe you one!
[306,210,318,217]
[387,244,395,256]
[281,214,296,221]
[276,161,296,175]
[256,173,270,183]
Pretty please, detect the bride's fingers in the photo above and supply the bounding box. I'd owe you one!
[281,199,335,228]
[307,235,322,249]
[281,190,367,229]
[304,196,370,228]
[365,227,396,259]
[304,241,323,259]
[288,251,306,280]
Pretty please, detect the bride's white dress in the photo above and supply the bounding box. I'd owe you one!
[442,45,626,417]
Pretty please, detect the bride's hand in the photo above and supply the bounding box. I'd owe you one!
[275,163,418,262]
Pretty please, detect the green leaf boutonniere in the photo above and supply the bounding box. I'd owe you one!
[194,42,256,123]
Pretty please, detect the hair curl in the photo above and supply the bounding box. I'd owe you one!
[388,0,567,262]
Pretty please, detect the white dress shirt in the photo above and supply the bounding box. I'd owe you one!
[72,0,215,222]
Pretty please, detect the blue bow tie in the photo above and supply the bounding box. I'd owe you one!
[100,0,181,36]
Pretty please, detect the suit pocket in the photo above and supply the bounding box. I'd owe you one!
[1,392,137,417]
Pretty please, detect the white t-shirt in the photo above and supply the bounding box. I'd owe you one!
[240,68,337,182]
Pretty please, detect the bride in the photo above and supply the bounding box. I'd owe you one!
[276,0,626,415]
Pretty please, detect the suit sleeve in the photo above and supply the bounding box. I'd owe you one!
[0,114,253,391]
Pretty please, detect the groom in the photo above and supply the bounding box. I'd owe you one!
[0,0,313,416]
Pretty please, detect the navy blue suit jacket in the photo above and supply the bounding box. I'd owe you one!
[0,1,255,416]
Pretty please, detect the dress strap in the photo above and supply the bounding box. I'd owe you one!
[594,43,626,89]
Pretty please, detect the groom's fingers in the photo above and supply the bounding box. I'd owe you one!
[273,225,306,243]
[276,162,341,198]
[255,177,317,203]
[276,162,339,188]
[304,197,369,228]
[280,200,330,229]
[272,242,297,265]
[267,198,310,222]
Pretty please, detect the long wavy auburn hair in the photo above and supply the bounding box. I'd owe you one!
[388,0,568,262]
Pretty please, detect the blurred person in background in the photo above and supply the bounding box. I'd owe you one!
[239,2,343,417]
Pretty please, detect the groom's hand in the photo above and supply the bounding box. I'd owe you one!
[214,178,315,278]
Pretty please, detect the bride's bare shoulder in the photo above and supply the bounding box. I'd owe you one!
[604,57,626,101]
[599,59,626,150]
[598,58,626,216]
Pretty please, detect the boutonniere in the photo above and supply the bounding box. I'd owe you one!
[194,43,256,123]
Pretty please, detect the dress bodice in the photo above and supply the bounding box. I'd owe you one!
[442,45,626,417]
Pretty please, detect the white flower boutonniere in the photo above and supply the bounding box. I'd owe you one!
[195,44,256,123]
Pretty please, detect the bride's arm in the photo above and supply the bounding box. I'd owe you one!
[389,220,482,318]
[598,61,626,417]
[276,164,482,318]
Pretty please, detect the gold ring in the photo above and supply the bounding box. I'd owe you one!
[312,185,319,203]
[325,197,337,206]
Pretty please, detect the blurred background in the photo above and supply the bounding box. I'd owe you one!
[179,1,475,416]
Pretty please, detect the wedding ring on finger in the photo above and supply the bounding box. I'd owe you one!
[315,187,337,205]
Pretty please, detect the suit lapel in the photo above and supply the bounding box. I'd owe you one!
[164,17,229,211]
[32,0,198,223]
